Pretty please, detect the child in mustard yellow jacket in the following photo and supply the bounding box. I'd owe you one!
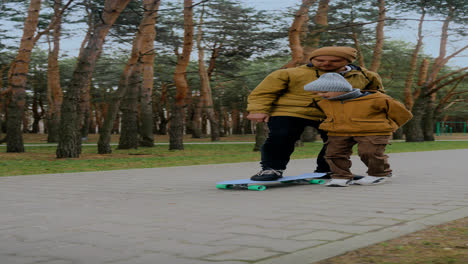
[304,73,413,187]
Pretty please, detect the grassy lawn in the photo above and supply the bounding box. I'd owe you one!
[316,217,468,264]
[0,136,467,177]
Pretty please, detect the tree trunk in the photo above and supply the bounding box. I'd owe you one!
[207,44,220,79]
[119,64,141,149]
[303,0,328,62]
[138,0,160,147]
[94,102,104,133]
[419,7,451,140]
[191,96,203,138]
[242,111,252,135]
[195,4,220,141]
[423,98,435,141]
[31,76,42,133]
[80,86,91,140]
[169,104,184,149]
[351,28,365,68]
[301,126,317,142]
[405,94,427,142]
[282,0,316,68]
[155,83,168,135]
[231,108,242,134]
[403,8,425,110]
[169,0,194,150]
[57,0,131,158]
[253,122,268,152]
[369,0,385,72]
[392,127,404,140]
[98,0,158,153]
[89,102,97,133]
[5,0,41,153]
[46,0,64,143]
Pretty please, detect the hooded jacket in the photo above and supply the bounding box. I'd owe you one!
[247,64,384,121]
[317,92,413,136]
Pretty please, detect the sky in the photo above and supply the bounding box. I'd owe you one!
[2,0,467,68]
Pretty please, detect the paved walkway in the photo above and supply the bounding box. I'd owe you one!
[1,149,467,264]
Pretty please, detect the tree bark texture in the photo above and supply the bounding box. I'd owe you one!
[5,0,41,152]
[302,0,328,62]
[46,0,64,143]
[192,11,204,138]
[169,0,194,150]
[154,83,168,135]
[138,0,160,147]
[119,64,141,149]
[242,111,252,135]
[369,0,385,72]
[231,108,242,134]
[57,0,131,158]
[405,94,427,142]
[282,0,316,68]
[301,126,317,142]
[423,99,435,141]
[253,122,268,152]
[98,1,156,153]
[80,83,91,140]
[351,28,366,68]
[31,74,44,133]
[195,4,220,141]
[403,8,425,110]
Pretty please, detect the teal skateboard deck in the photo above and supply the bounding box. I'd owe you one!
[216,172,327,191]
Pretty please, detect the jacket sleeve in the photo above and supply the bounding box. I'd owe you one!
[386,98,413,127]
[363,69,385,93]
[247,69,289,114]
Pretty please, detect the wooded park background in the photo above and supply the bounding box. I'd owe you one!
[0,0,467,158]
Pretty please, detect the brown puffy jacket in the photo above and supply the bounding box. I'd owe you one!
[317,92,413,136]
[247,64,384,121]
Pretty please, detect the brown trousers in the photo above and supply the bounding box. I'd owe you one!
[325,135,392,179]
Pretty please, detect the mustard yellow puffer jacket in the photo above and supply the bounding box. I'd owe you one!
[247,64,384,121]
[317,92,413,136]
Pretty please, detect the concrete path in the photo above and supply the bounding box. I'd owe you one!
[1,149,467,264]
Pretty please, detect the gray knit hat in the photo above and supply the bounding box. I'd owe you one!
[304,72,353,92]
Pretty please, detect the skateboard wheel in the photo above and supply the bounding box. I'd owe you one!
[248,185,267,191]
[216,184,233,189]
[309,179,325,184]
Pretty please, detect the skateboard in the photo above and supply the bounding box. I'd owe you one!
[216,172,327,191]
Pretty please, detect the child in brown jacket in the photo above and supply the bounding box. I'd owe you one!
[304,73,413,187]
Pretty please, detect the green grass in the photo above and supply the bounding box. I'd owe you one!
[1,141,467,176]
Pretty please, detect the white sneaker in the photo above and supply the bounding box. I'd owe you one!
[352,176,388,185]
[325,178,352,187]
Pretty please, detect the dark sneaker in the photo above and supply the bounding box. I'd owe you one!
[250,169,284,181]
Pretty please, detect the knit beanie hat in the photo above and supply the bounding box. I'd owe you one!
[304,73,353,92]
[309,46,358,62]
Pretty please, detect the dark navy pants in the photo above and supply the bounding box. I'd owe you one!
[260,116,330,172]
